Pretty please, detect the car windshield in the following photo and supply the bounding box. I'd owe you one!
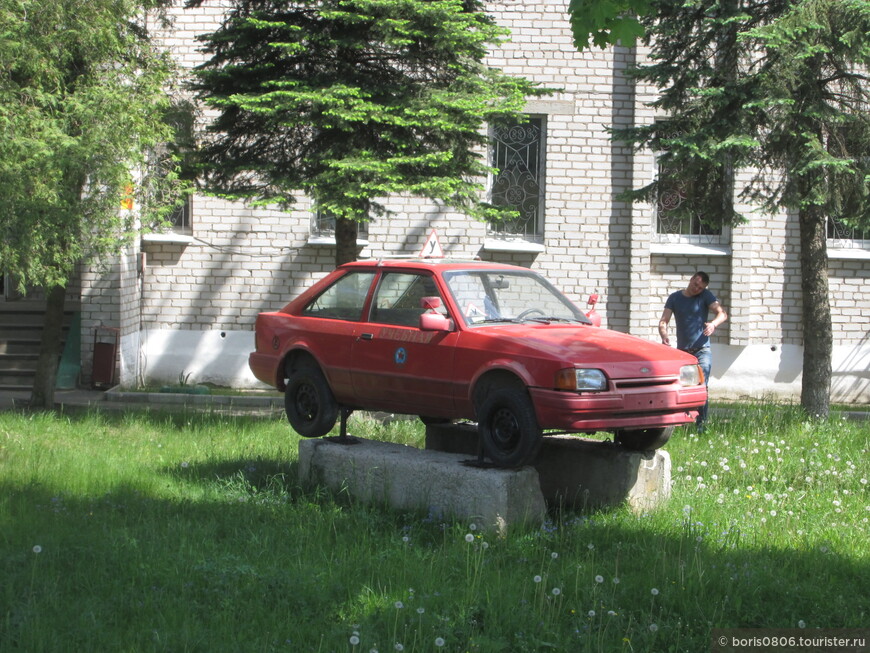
[443,269,590,326]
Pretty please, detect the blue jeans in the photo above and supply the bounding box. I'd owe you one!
[692,347,712,430]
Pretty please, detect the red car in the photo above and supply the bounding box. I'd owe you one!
[250,260,706,466]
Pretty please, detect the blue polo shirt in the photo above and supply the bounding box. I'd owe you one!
[665,288,718,351]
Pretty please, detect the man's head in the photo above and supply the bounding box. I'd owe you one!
[686,271,710,296]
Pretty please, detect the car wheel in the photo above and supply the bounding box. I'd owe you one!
[477,385,542,467]
[614,426,673,451]
[284,361,339,438]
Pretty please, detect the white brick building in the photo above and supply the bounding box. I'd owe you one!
[75,0,870,403]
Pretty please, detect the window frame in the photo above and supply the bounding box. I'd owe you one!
[651,123,730,248]
[486,114,547,243]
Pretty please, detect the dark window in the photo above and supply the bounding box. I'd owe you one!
[302,272,376,321]
[489,116,545,238]
[654,123,728,242]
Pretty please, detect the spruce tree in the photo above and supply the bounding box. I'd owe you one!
[611,0,870,418]
[189,0,544,265]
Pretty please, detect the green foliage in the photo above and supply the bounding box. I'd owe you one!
[568,0,651,50]
[190,0,545,234]
[0,0,189,291]
[619,0,870,230]
[737,0,870,225]
[0,405,867,650]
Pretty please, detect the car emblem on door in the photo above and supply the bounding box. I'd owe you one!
[640,366,650,374]
[394,347,407,365]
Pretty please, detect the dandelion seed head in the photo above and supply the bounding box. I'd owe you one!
[350,635,360,645]
[434,637,445,647]
[595,575,604,583]
[552,587,561,596]
[32,545,42,554]
[551,551,559,559]
[394,601,404,609]
[649,623,659,632]
[465,533,474,543]
[588,610,596,617]
[533,575,542,583]
[651,588,659,595]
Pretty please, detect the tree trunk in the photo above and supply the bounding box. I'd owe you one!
[334,217,359,266]
[798,205,832,418]
[30,284,68,409]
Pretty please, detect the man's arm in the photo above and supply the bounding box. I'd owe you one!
[658,308,673,346]
[703,301,727,336]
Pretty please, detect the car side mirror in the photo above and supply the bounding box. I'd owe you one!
[420,296,442,311]
[420,312,452,332]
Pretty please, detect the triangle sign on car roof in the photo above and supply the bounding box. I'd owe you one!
[419,229,445,258]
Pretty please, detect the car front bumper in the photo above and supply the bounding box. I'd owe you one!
[529,384,707,432]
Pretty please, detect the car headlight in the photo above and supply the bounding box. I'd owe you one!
[680,364,704,386]
[555,368,608,392]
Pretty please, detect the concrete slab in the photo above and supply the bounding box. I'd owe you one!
[298,437,546,534]
[425,423,671,513]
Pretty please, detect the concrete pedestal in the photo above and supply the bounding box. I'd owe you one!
[425,423,671,513]
[297,424,671,534]
[298,437,546,534]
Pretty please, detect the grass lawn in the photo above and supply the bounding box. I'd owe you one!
[1,403,867,652]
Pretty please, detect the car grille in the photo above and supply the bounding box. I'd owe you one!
[613,377,676,389]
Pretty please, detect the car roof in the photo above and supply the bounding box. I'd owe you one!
[339,258,533,273]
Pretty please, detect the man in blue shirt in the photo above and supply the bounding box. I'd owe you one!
[658,271,728,432]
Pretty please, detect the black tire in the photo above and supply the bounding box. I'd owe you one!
[614,426,673,451]
[284,361,339,438]
[477,385,542,467]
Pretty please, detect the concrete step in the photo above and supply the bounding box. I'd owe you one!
[0,302,76,390]
[0,353,38,371]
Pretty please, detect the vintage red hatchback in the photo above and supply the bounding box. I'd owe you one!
[250,259,706,466]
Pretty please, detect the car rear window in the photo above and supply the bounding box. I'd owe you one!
[302,271,375,321]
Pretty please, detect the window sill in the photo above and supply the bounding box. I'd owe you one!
[482,238,545,253]
[828,247,870,261]
[651,242,731,257]
[141,232,194,246]
[307,236,370,247]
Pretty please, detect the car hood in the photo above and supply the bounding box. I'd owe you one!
[471,323,698,378]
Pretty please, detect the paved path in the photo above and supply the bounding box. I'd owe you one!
[0,388,284,416]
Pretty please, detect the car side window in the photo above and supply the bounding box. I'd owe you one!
[302,271,375,321]
[370,273,447,326]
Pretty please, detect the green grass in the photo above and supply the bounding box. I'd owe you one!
[1,404,867,652]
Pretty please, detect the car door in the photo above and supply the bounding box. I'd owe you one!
[351,271,458,415]
[298,270,376,402]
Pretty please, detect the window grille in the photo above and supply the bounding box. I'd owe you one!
[489,116,545,238]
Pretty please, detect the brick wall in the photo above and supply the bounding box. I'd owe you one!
[75,0,870,396]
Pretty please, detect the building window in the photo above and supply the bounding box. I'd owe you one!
[827,217,869,249]
[488,116,545,239]
[654,124,729,246]
[169,196,192,233]
[310,204,368,241]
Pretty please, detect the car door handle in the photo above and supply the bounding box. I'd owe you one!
[360,333,374,341]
